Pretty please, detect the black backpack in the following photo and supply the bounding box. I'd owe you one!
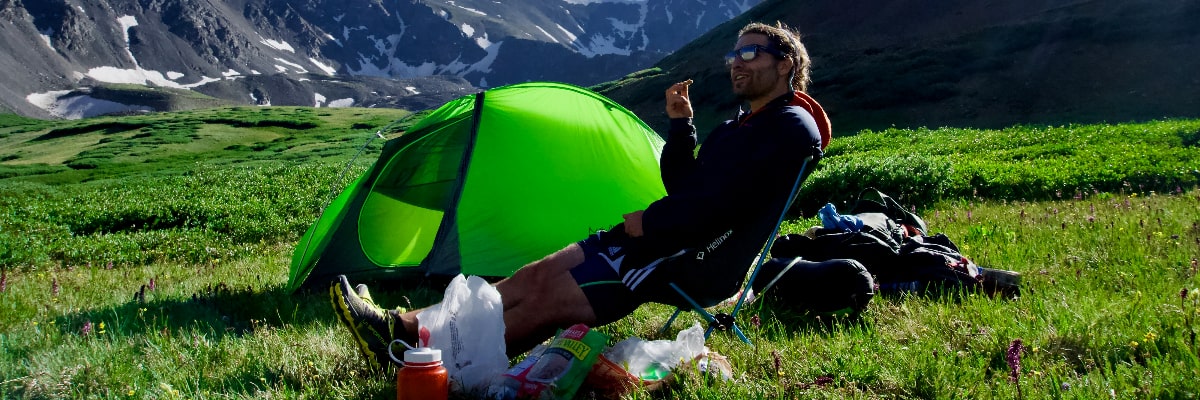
[770,189,990,296]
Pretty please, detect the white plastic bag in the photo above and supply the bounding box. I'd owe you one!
[416,274,508,392]
[602,323,706,380]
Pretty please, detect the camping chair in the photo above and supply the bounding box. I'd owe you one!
[658,153,817,345]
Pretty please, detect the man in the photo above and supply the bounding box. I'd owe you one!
[332,21,830,371]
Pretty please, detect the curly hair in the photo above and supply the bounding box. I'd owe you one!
[738,22,811,92]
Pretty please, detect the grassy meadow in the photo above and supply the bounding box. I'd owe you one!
[1,108,1199,399]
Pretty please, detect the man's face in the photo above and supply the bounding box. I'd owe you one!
[729,33,786,102]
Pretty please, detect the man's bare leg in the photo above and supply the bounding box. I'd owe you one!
[392,243,598,357]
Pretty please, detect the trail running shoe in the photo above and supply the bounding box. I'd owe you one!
[330,275,407,371]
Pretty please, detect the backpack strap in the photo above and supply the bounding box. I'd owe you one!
[790,91,831,151]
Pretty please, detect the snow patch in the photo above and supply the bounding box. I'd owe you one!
[314,93,327,107]
[534,25,559,43]
[166,71,185,80]
[461,23,475,37]
[39,29,54,50]
[26,90,152,120]
[250,70,261,75]
[116,15,139,64]
[475,34,493,49]
[260,37,296,53]
[328,98,355,107]
[447,1,487,16]
[222,69,241,77]
[117,15,138,41]
[405,86,420,95]
[274,58,309,74]
[274,65,288,73]
[578,34,629,57]
[465,41,502,74]
[333,13,345,22]
[554,24,578,43]
[85,66,219,89]
[310,57,337,75]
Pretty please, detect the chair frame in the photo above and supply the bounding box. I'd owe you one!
[658,154,816,344]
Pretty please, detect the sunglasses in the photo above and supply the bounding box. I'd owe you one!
[724,44,783,66]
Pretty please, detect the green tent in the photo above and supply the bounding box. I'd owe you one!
[288,82,667,290]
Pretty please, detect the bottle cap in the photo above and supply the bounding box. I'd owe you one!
[403,347,442,364]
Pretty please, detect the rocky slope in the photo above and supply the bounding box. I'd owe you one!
[0,0,759,118]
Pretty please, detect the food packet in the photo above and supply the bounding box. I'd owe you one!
[491,324,608,400]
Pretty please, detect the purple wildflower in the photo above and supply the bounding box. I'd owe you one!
[1183,288,1189,301]
[52,278,59,297]
[81,320,93,336]
[1006,339,1024,384]
[815,375,833,386]
[148,277,156,291]
[106,261,113,270]
[751,314,761,329]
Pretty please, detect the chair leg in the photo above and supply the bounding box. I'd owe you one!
[665,283,753,345]
[658,307,684,336]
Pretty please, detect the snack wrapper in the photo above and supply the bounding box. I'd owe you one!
[493,324,608,400]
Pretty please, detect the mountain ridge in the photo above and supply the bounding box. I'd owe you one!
[0,0,760,119]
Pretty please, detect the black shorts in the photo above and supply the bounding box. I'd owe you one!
[569,229,690,325]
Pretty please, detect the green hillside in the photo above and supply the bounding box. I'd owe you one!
[0,108,1197,398]
[598,0,1200,135]
[0,107,413,185]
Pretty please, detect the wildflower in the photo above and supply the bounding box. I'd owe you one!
[52,278,59,297]
[81,320,92,336]
[98,321,106,334]
[1130,341,1139,348]
[1061,382,1071,391]
[107,261,114,270]
[1144,331,1156,341]
[751,314,761,329]
[1006,339,1023,384]
[772,350,785,377]
[1184,288,1190,300]
[148,277,156,291]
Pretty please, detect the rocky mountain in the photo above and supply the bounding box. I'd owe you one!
[600,0,1200,134]
[0,0,760,119]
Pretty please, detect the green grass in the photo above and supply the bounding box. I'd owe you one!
[1,110,1199,399]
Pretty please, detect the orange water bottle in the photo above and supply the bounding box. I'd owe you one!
[396,347,448,400]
